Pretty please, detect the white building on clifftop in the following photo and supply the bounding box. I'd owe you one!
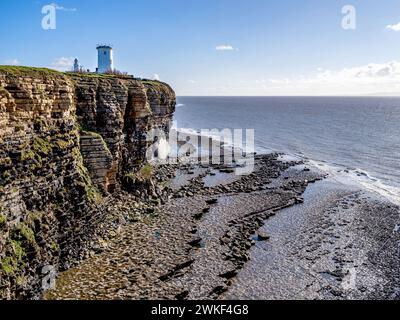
[96,45,113,74]
[73,58,79,72]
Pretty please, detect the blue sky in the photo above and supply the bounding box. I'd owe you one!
[2,0,400,95]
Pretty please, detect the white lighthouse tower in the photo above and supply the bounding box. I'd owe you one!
[96,45,114,74]
[73,58,79,72]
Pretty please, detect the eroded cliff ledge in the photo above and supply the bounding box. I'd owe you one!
[0,67,175,299]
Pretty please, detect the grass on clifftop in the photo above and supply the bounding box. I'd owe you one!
[142,79,165,87]
[0,66,134,80]
[142,79,174,93]
[66,72,134,80]
[0,66,172,93]
[0,66,62,76]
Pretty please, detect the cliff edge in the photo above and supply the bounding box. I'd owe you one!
[0,66,176,299]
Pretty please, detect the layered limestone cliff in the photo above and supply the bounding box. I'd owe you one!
[0,67,175,299]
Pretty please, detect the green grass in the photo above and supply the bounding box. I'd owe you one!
[0,66,133,80]
[140,164,153,179]
[142,80,163,88]
[1,171,11,181]
[19,224,36,246]
[0,214,6,228]
[33,137,52,155]
[50,241,60,252]
[11,240,26,261]
[142,79,174,96]
[54,139,71,150]
[0,239,28,277]
[66,72,133,80]
[0,257,17,276]
[20,150,36,161]
[26,211,43,227]
[123,172,138,186]
[81,130,111,154]
[19,137,52,162]
[0,66,62,76]
[16,276,27,286]
[72,145,102,204]
[67,72,114,79]
[82,130,104,140]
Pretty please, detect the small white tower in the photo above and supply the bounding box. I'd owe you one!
[73,58,79,72]
[97,45,114,73]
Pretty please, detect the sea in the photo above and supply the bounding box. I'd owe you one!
[174,96,400,205]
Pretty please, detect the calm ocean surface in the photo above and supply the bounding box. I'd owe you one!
[174,97,400,204]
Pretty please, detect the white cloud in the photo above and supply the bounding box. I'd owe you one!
[50,57,74,71]
[268,78,291,85]
[386,22,400,31]
[50,3,77,12]
[188,80,196,84]
[314,61,400,80]
[153,74,160,81]
[263,60,400,95]
[216,45,237,51]
[4,59,20,66]
[179,61,400,96]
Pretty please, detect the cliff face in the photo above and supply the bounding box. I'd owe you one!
[0,67,175,299]
[72,76,175,193]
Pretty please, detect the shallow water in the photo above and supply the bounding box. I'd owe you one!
[175,96,400,204]
[224,176,400,300]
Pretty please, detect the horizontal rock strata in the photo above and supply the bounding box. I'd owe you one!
[0,67,175,299]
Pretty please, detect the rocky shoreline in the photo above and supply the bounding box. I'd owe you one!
[226,175,400,300]
[45,153,326,300]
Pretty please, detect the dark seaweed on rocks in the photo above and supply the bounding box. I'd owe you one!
[43,153,326,300]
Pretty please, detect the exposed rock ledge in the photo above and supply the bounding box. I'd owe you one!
[0,67,175,299]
